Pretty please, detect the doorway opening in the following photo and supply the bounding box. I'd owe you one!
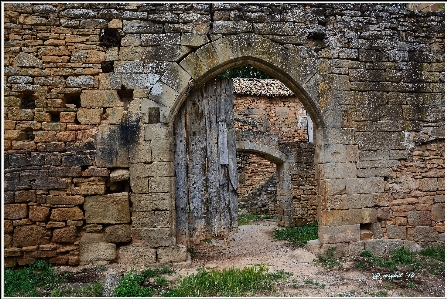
[173,64,317,250]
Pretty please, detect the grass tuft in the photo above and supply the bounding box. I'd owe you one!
[238,213,261,225]
[4,260,63,297]
[273,223,318,247]
[165,264,290,297]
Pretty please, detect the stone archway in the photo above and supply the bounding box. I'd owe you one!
[165,34,326,247]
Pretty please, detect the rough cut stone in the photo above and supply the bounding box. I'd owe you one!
[118,245,157,265]
[4,204,28,219]
[157,245,188,263]
[386,225,407,239]
[407,211,432,226]
[29,206,50,222]
[109,169,130,182]
[431,203,445,222]
[50,207,84,221]
[52,226,78,243]
[84,192,130,224]
[319,224,360,244]
[104,224,131,243]
[413,226,440,242]
[80,90,122,108]
[80,242,116,263]
[13,225,51,247]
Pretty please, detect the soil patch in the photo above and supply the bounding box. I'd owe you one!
[55,219,445,297]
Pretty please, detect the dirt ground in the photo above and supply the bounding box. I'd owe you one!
[56,219,445,297]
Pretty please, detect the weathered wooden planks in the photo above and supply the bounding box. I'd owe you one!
[174,78,238,247]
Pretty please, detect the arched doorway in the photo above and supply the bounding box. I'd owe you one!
[173,76,319,248]
[168,34,325,248]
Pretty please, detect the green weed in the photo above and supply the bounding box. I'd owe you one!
[273,223,318,247]
[113,270,153,297]
[356,245,444,275]
[314,247,343,269]
[113,267,176,297]
[166,264,289,297]
[238,213,261,225]
[376,290,388,297]
[51,282,103,297]
[4,260,63,297]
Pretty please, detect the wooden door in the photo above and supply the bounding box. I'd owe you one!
[174,78,238,246]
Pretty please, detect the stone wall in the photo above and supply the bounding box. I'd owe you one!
[233,79,316,222]
[3,3,444,266]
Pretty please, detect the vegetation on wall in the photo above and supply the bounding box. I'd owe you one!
[218,65,273,79]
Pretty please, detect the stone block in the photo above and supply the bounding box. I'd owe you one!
[407,211,432,226]
[72,177,106,195]
[81,90,122,108]
[81,233,106,244]
[46,221,66,228]
[327,194,375,210]
[157,245,188,263]
[110,169,130,182]
[84,192,130,224]
[60,112,76,123]
[319,224,360,244]
[66,76,95,88]
[14,190,36,203]
[413,226,440,242]
[105,107,125,124]
[129,142,152,163]
[317,162,357,179]
[346,177,385,194]
[130,177,149,193]
[50,207,84,221]
[118,245,157,266]
[99,73,122,90]
[82,167,110,177]
[5,220,14,233]
[360,229,373,240]
[132,228,175,247]
[377,207,391,220]
[13,225,51,247]
[321,144,347,163]
[46,195,84,205]
[321,179,346,196]
[149,176,173,193]
[5,247,22,257]
[29,206,50,222]
[132,211,170,228]
[130,193,171,211]
[104,224,132,243]
[5,234,13,248]
[15,52,43,67]
[84,224,103,233]
[319,208,377,226]
[77,108,102,124]
[364,240,386,256]
[80,242,116,263]
[386,225,407,239]
[419,178,438,192]
[431,203,445,222]
[4,204,28,219]
[52,226,78,243]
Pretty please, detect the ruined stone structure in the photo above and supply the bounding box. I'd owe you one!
[3,3,445,267]
[233,78,317,223]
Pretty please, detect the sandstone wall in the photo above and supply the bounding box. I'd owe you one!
[233,83,316,222]
[3,3,444,266]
